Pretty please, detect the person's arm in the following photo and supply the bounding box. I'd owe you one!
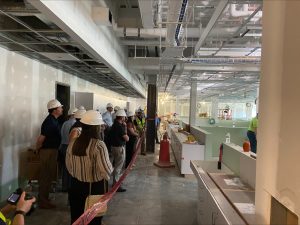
[12,192,36,225]
[69,128,81,141]
[127,123,139,137]
[128,127,139,137]
[122,122,129,142]
[35,135,45,154]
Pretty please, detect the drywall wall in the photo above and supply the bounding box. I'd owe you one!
[0,46,142,201]
[256,1,300,224]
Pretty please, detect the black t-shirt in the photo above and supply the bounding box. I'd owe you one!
[110,121,126,147]
[41,114,61,149]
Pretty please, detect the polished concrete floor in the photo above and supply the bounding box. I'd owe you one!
[26,144,198,225]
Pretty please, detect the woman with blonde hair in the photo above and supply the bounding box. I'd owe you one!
[66,110,112,225]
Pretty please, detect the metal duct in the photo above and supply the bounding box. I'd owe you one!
[114,27,237,38]
[184,57,261,64]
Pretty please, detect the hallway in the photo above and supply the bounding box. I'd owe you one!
[26,145,198,225]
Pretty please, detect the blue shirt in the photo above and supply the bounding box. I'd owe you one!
[155,117,160,126]
[60,118,76,145]
[102,111,113,127]
[41,114,61,149]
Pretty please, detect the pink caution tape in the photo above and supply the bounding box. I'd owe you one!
[72,134,144,225]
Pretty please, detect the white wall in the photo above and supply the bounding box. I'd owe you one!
[256,1,300,224]
[0,47,142,200]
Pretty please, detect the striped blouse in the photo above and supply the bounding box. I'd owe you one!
[66,138,113,182]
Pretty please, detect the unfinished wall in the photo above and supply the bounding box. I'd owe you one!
[0,46,141,201]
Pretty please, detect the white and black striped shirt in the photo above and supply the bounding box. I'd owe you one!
[66,138,113,182]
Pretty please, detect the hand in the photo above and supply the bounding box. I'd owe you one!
[16,192,36,214]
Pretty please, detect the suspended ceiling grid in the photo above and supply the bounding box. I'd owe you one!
[0,1,144,98]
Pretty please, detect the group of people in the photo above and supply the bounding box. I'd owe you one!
[34,100,148,225]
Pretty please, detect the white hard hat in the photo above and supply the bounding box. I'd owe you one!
[68,107,78,115]
[106,103,113,108]
[80,110,104,125]
[114,106,120,111]
[47,99,63,110]
[74,106,86,119]
[115,109,127,117]
[127,111,134,117]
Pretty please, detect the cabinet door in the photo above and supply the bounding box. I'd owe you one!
[181,146,204,174]
[198,187,211,225]
[209,197,229,225]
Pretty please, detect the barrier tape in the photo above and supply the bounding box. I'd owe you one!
[72,134,144,225]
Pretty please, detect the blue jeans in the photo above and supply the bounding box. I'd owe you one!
[247,130,257,154]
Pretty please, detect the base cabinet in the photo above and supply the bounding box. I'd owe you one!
[197,178,229,225]
[168,124,205,175]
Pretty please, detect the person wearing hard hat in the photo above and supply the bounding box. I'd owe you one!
[69,106,86,141]
[109,109,129,192]
[102,103,114,158]
[35,99,63,209]
[102,103,114,127]
[66,110,112,225]
[125,111,139,168]
[58,107,78,192]
[111,106,120,122]
[134,108,146,155]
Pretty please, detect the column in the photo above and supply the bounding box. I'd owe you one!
[211,97,218,119]
[146,75,157,153]
[188,79,197,127]
[255,1,300,224]
[175,96,180,116]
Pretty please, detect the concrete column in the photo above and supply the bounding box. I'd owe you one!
[255,1,300,224]
[189,79,197,127]
[146,75,157,153]
[175,96,180,116]
[211,98,218,119]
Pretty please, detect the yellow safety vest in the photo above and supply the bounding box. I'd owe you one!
[136,117,145,129]
[0,212,11,225]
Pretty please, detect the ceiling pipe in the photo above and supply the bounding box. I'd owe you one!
[114,27,237,38]
[193,0,229,56]
[184,57,261,64]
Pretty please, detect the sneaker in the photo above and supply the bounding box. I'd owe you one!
[116,187,126,192]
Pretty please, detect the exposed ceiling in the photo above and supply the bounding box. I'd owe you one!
[119,0,263,101]
[0,0,263,101]
[0,0,144,98]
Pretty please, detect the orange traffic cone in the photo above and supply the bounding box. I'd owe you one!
[154,133,175,168]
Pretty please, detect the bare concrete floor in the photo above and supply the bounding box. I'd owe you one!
[26,145,198,225]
